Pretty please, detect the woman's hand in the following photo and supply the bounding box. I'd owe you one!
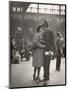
[42,45,45,48]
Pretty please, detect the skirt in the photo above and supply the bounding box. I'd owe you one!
[32,48,44,67]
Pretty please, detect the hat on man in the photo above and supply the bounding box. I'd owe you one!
[42,20,49,27]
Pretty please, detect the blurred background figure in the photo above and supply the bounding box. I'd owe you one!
[20,39,32,61]
[25,40,30,61]
[12,38,17,63]
[20,39,26,61]
[13,50,21,64]
[56,32,64,71]
[63,44,65,57]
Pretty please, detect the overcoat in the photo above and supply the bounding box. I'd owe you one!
[32,33,45,67]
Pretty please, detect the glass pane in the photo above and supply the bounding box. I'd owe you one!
[61,6,65,10]
[20,8,23,12]
[26,4,37,13]
[53,5,59,9]
[45,5,53,14]
[26,8,31,12]
[26,4,65,15]
[45,5,52,9]
[61,10,65,15]
[61,6,65,15]
[50,10,53,14]
[39,8,45,13]
[39,4,46,8]
[52,10,56,14]
[17,7,20,12]
[31,4,37,8]
[31,7,37,13]
[39,4,46,13]
[46,9,50,14]
[12,7,16,12]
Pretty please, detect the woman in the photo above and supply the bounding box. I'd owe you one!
[32,24,45,82]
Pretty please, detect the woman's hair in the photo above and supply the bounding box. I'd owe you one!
[36,24,42,33]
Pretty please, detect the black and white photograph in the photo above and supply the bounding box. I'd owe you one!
[9,1,66,88]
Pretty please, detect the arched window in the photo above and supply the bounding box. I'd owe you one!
[12,4,65,15]
[61,6,65,15]
[26,4,37,13]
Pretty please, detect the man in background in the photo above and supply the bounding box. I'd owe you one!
[56,32,63,71]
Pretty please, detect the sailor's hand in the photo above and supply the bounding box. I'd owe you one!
[42,45,45,48]
[49,51,54,56]
[45,51,49,55]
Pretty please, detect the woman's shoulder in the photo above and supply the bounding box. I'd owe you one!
[34,33,39,37]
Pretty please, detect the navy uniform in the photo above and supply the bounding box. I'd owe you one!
[42,21,55,82]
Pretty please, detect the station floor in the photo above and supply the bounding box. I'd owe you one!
[10,57,65,88]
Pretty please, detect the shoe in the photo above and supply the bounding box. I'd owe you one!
[33,75,37,80]
[36,77,41,82]
[47,77,49,80]
[42,77,49,81]
[56,68,61,71]
[41,78,46,81]
[44,80,48,86]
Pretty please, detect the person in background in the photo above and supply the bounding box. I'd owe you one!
[63,44,65,57]
[14,50,21,64]
[25,40,30,61]
[32,24,45,82]
[20,39,26,61]
[56,32,63,71]
[12,38,17,63]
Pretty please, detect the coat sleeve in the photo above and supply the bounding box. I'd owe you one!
[50,31,56,52]
[33,33,45,48]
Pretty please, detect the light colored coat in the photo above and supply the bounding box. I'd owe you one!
[32,33,45,67]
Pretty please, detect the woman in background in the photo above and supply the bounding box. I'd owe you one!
[32,24,45,82]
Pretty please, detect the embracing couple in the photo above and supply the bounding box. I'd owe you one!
[32,20,55,85]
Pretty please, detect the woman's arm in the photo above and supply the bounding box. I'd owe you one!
[33,33,45,48]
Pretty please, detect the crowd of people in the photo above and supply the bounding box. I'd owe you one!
[11,38,32,63]
[11,20,65,86]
